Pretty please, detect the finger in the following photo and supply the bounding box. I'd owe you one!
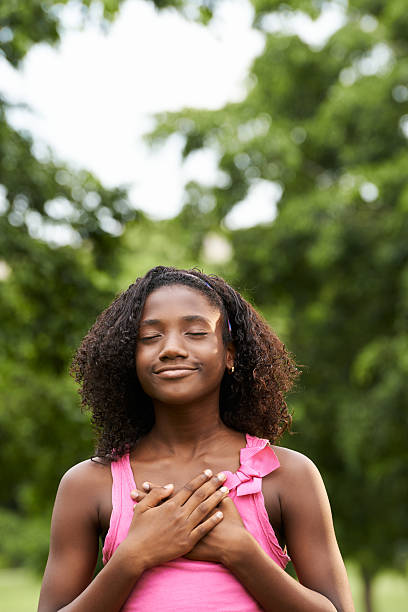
[142,481,165,493]
[131,489,148,504]
[219,496,237,512]
[188,486,229,526]
[135,484,174,513]
[181,472,227,515]
[218,496,243,523]
[191,510,223,543]
[172,469,214,505]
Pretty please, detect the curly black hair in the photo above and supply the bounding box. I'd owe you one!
[70,266,299,458]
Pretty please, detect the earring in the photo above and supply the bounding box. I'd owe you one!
[230,365,235,374]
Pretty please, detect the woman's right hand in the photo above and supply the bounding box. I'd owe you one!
[117,470,229,572]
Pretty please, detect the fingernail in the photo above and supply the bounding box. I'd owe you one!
[220,486,229,493]
[217,472,226,482]
[204,469,212,477]
[130,489,138,498]
[164,483,174,490]
[216,511,223,519]
[142,482,150,491]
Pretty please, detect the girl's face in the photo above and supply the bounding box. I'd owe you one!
[135,284,234,406]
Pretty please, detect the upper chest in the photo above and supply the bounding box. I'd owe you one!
[97,454,284,545]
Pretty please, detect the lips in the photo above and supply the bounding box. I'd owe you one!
[154,366,198,379]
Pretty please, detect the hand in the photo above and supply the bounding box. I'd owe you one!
[119,470,229,572]
[133,479,248,566]
[184,496,248,565]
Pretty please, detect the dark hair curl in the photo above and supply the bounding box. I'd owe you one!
[70,266,299,459]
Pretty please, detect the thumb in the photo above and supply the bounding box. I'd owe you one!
[218,496,237,515]
[218,496,243,523]
[135,483,174,513]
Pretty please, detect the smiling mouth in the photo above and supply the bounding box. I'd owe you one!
[154,367,198,379]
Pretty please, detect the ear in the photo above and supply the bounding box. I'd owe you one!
[225,342,236,371]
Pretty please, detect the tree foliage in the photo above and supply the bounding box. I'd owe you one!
[0,0,182,571]
[147,0,408,596]
[1,3,407,603]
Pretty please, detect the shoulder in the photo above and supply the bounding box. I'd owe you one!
[61,457,112,484]
[57,458,112,508]
[50,459,113,535]
[268,446,328,512]
[271,445,320,477]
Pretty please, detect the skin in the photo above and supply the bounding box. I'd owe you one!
[38,285,355,612]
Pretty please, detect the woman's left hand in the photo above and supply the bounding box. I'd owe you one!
[132,481,248,565]
[184,495,247,563]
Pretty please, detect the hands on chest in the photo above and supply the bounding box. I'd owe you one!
[127,470,248,567]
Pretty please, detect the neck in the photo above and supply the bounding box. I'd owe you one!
[146,395,230,455]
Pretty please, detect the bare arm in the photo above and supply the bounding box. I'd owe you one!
[181,449,354,611]
[38,464,229,612]
[223,451,354,611]
[38,461,144,612]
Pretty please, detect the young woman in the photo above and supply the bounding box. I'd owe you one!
[38,266,354,612]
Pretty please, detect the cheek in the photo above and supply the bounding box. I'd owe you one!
[134,358,154,396]
[205,341,227,371]
[135,347,149,378]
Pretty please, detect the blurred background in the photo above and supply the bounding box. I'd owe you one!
[0,1,407,610]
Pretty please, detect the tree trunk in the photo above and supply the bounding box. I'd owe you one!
[362,567,374,612]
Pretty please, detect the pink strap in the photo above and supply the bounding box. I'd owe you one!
[225,436,280,497]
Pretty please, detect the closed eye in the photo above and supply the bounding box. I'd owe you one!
[139,335,161,341]
[140,332,208,341]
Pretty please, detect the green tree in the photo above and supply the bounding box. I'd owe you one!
[147,1,408,609]
[2,5,408,610]
[0,0,188,572]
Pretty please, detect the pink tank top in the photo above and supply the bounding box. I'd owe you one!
[102,434,289,611]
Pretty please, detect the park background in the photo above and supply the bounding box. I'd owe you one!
[0,1,407,610]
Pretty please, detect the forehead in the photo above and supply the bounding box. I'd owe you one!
[142,284,219,319]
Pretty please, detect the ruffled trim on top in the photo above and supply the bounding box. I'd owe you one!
[224,434,280,497]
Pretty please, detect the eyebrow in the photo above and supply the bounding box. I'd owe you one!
[139,315,212,327]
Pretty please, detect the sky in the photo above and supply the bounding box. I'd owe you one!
[0,0,346,229]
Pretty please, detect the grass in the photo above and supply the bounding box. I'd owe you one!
[1,563,407,611]
[0,568,41,612]
[346,562,408,612]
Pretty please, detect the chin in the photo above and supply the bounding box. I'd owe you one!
[155,392,204,406]
[152,384,219,406]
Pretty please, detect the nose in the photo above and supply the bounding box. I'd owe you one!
[158,331,188,361]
